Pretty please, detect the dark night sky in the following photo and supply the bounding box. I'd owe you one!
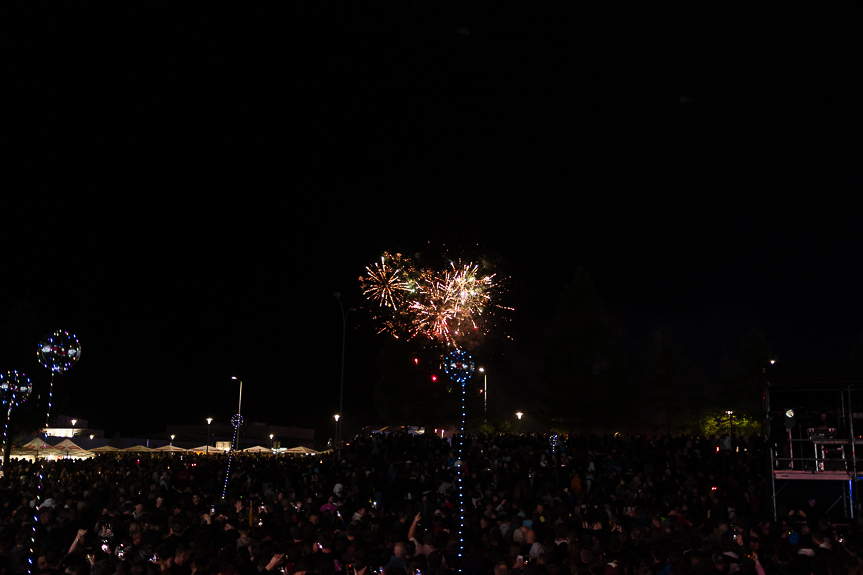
[4,4,861,445]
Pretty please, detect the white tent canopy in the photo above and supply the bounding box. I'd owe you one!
[52,438,85,451]
[10,438,67,461]
[153,445,186,452]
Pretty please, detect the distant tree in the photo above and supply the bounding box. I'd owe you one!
[693,409,763,437]
[535,267,630,434]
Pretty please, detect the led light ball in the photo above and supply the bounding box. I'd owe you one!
[444,349,475,384]
[0,371,32,404]
[37,331,81,373]
[231,414,244,428]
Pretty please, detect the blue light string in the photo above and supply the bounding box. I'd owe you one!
[1,372,31,470]
[223,414,243,499]
[459,374,465,571]
[31,330,80,574]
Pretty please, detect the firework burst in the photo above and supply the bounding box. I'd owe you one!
[360,252,411,309]
[361,251,510,347]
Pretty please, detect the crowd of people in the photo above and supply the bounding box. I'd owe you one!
[0,431,853,575]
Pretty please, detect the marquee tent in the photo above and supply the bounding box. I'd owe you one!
[52,438,84,451]
[51,438,93,459]
[153,445,186,452]
[10,438,65,461]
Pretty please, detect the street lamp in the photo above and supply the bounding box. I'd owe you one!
[269,434,274,449]
[71,419,76,427]
[479,368,487,423]
[231,377,243,415]
[170,434,175,446]
[231,377,243,450]
[207,418,213,454]
[332,292,354,462]
[334,414,340,451]
[516,412,523,433]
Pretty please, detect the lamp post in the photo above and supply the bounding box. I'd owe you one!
[516,412,523,434]
[332,292,354,462]
[71,419,76,427]
[231,377,243,449]
[726,410,734,435]
[478,368,487,424]
[207,418,213,454]
[334,414,340,451]
[170,434,175,446]
[269,434,274,449]
[231,377,243,415]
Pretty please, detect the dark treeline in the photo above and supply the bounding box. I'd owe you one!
[373,268,863,437]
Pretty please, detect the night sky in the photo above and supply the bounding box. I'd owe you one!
[5,5,861,446]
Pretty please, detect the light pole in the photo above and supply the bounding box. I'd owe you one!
[231,377,243,415]
[231,377,243,449]
[516,412,523,433]
[71,419,76,427]
[269,434,274,450]
[170,434,175,446]
[334,414,340,451]
[479,368,487,423]
[332,292,354,462]
[207,418,213,454]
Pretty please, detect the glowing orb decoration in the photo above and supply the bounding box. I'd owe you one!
[444,349,475,384]
[37,331,81,373]
[231,414,244,428]
[0,371,32,406]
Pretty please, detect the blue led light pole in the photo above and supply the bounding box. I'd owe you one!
[443,348,474,573]
[332,292,354,462]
